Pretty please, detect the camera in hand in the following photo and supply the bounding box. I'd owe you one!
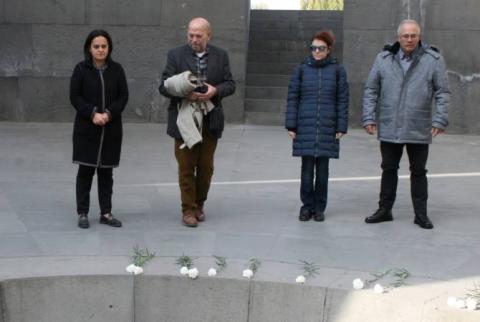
[193,84,208,93]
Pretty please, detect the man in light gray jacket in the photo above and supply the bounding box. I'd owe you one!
[362,19,450,229]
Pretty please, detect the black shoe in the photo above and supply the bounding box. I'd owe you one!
[365,208,393,224]
[414,214,434,229]
[313,211,325,222]
[299,208,313,221]
[99,213,122,227]
[78,214,90,229]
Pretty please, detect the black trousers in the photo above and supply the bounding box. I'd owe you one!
[379,141,429,216]
[76,165,113,215]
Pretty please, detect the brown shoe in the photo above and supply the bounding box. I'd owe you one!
[182,210,198,227]
[196,207,205,222]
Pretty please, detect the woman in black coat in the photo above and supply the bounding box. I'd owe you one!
[70,29,129,229]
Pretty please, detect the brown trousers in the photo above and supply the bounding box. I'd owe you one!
[174,130,218,213]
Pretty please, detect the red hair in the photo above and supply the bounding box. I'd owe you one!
[312,31,335,48]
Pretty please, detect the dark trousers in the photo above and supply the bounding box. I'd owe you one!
[174,130,218,213]
[379,141,429,216]
[300,156,330,212]
[76,165,113,215]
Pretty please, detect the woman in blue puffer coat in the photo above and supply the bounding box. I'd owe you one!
[285,30,349,222]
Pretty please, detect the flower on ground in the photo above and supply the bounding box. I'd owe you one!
[243,269,254,279]
[353,278,365,290]
[126,264,143,275]
[133,266,144,275]
[455,298,466,309]
[373,283,385,294]
[296,275,306,284]
[208,268,217,277]
[447,296,458,307]
[188,267,199,279]
[180,266,189,275]
[466,298,478,310]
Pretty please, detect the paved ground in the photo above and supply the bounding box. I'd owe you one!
[0,122,479,290]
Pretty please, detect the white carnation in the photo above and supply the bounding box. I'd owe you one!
[242,269,254,279]
[133,266,144,275]
[466,298,478,310]
[180,266,189,275]
[126,264,137,273]
[188,267,199,279]
[373,284,384,294]
[352,278,365,290]
[208,268,217,277]
[295,275,306,284]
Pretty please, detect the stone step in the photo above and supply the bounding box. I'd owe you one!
[245,111,285,125]
[247,62,297,75]
[246,74,291,87]
[248,50,305,63]
[245,98,286,113]
[245,86,287,100]
[250,9,343,21]
[249,29,344,41]
[250,18,343,31]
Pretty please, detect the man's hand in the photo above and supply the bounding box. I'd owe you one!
[187,91,200,102]
[364,124,377,135]
[431,127,444,137]
[195,83,217,102]
[288,131,296,139]
[336,132,345,139]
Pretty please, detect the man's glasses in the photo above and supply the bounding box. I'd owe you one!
[310,45,328,52]
[92,44,108,50]
[400,34,418,40]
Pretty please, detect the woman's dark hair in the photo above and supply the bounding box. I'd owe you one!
[311,30,335,48]
[83,29,113,62]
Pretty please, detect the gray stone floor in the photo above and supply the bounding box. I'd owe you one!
[0,122,479,288]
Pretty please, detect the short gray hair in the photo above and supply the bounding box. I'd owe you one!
[397,19,421,36]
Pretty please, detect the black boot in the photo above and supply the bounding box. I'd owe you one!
[414,213,433,229]
[365,208,393,224]
[298,208,313,221]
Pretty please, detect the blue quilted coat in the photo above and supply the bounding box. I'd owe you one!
[285,56,349,158]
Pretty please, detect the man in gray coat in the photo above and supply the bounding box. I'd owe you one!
[362,19,450,229]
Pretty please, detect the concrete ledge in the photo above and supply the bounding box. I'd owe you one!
[1,272,479,322]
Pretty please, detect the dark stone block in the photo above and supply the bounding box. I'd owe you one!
[124,77,161,123]
[161,0,249,30]
[424,30,480,76]
[86,0,162,26]
[18,77,73,122]
[0,25,33,77]
[107,26,179,79]
[0,0,4,23]
[0,77,20,120]
[31,25,87,77]
[4,0,85,24]
[423,0,480,31]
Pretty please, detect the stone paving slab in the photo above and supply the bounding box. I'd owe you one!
[0,122,479,319]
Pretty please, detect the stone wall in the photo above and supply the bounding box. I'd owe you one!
[0,0,249,123]
[343,0,480,134]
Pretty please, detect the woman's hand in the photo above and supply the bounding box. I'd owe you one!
[92,112,109,126]
[335,132,345,139]
[288,131,296,139]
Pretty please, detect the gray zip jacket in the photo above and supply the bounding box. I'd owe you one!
[362,42,450,144]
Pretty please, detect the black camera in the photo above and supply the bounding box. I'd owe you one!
[193,84,208,93]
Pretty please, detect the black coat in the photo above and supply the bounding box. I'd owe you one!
[70,58,129,167]
[159,44,236,139]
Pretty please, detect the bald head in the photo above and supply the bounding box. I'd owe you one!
[187,17,211,53]
[189,17,211,33]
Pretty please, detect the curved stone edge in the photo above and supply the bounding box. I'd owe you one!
[1,273,479,322]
